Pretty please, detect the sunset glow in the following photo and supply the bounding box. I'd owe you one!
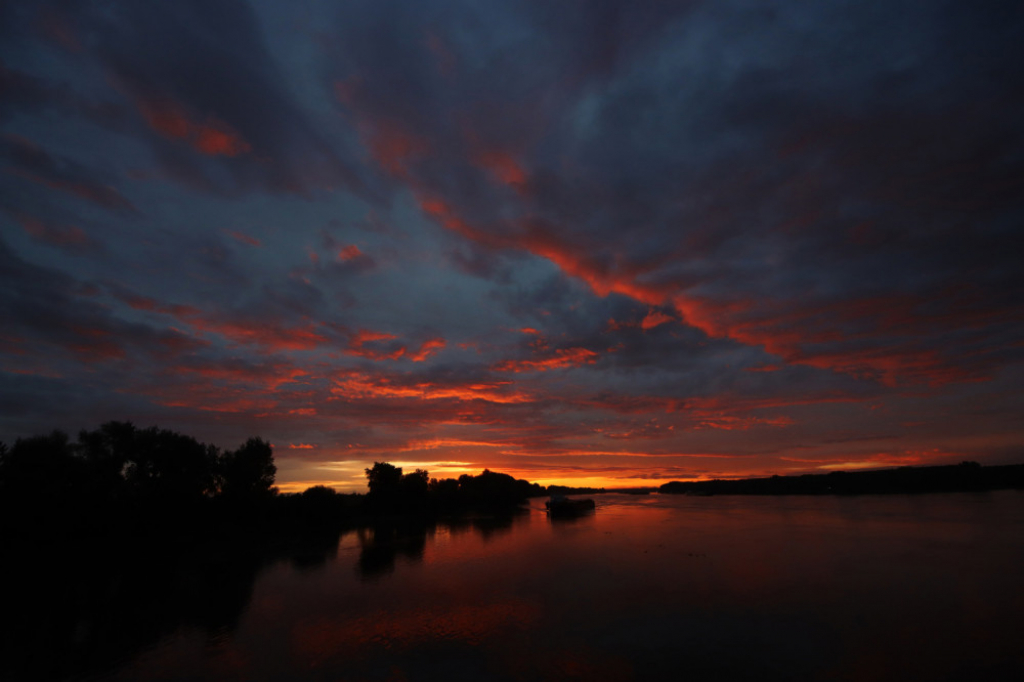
[1,1,1022,494]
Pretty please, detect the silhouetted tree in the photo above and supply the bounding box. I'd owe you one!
[365,461,403,496]
[220,437,276,501]
[76,423,133,501]
[456,469,537,509]
[0,431,79,500]
[364,463,435,511]
[287,485,348,528]
[399,468,429,500]
[428,476,460,508]
[122,426,218,502]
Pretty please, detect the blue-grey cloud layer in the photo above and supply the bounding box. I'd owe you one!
[2,0,1022,488]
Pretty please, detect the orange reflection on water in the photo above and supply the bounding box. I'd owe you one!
[292,599,541,662]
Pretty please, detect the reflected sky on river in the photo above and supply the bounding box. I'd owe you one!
[39,492,1024,681]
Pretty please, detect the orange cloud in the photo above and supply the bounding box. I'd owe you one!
[409,337,446,362]
[331,372,531,404]
[494,347,599,373]
[346,328,405,360]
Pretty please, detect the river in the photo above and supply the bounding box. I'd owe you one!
[13,491,1024,681]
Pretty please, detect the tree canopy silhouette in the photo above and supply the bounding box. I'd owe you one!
[0,422,279,535]
[221,437,276,501]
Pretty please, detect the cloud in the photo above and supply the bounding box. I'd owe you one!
[224,230,262,247]
[1,134,136,212]
[6,0,372,198]
[13,212,102,253]
[494,347,600,373]
[135,94,251,157]
[326,1,1024,388]
[0,238,207,366]
[2,0,1022,491]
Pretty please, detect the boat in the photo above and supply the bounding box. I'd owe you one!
[545,495,596,516]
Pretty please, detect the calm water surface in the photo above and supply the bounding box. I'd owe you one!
[57,492,1024,680]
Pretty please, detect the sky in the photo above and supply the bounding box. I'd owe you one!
[1,0,1023,492]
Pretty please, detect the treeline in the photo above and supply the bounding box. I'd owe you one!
[363,461,545,512]
[659,461,1024,496]
[0,422,279,537]
[0,422,556,541]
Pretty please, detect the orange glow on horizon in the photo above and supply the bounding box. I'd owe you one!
[272,444,973,494]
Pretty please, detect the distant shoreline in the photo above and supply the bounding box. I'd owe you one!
[659,462,1024,496]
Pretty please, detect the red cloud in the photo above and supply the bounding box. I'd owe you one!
[67,328,125,360]
[176,360,308,390]
[194,123,250,157]
[418,194,1012,387]
[110,286,330,354]
[225,230,262,247]
[475,150,527,188]
[338,244,362,261]
[18,214,95,250]
[137,96,251,157]
[364,121,427,177]
[641,309,673,330]
[190,318,328,352]
[5,167,135,212]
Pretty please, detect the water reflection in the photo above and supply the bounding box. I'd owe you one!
[6,493,1024,681]
[356,512,529,580]
[0,528,345,681]
[356,519,431,580]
